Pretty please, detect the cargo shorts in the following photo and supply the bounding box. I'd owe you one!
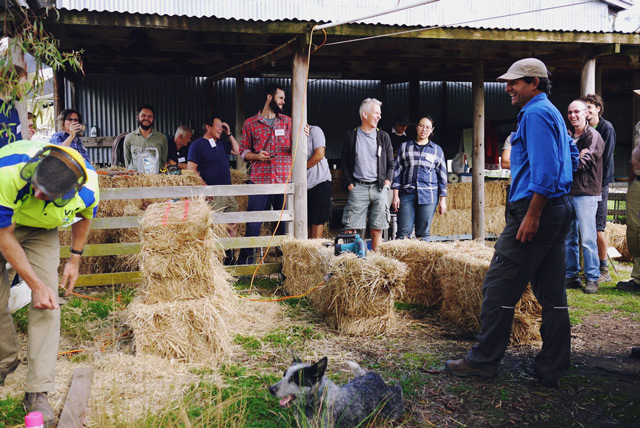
[342,182,390,230]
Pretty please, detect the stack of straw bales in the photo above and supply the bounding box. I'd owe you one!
[281,240,407,336]
[431,181,507,236]
[605,222,631,262]
[378,239,542,344]
[128,198,237,363]
[378,240,451,306]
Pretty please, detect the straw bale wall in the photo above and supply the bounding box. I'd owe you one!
[605,222,631,262]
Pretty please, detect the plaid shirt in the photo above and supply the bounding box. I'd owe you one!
[49,132,91,162]
[240,111,292,184]
[392,140,447,205]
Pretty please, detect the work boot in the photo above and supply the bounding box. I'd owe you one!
[444,359,495,378]
[564,277,581,289]
[598,266,612,283]
[616,279,640,292]
[529,365,559,388]
[24,392,55,428]
[0,358,19,386]
[583,280,599,294]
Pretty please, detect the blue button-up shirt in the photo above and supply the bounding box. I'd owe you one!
[49,132,91,162]
[509,93,577,203]
[392,139,447,205]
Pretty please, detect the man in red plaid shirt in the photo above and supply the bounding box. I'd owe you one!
[237,84,292,264]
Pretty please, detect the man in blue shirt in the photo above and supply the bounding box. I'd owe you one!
[446,58,577,388]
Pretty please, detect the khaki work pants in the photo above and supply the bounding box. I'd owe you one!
[0,226,60,392]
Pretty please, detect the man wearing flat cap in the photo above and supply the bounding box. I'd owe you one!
[389,115,412,157]
[446,58,578,388]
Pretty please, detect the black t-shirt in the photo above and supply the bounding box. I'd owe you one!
[167,137,191,165]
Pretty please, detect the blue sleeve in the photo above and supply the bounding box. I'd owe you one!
[187,141,200,163]
[49,132,66,145]
[523,110,562,198]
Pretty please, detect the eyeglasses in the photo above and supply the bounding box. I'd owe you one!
[417,125,433,130]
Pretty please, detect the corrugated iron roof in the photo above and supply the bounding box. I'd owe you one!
[54,0,636,33]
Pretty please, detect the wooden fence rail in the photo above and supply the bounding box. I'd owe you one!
[61,183,293,287]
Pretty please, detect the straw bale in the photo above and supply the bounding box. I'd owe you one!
[128,296,233,363]
[378,240,453,307]
[437,241,542,344]
[311,253,407,336]
[605,222,631,261]
[437,241,494,332]
[447,181,508,210]
[511,285,542,345]
[430,206,505,237]
[88,352,201,426]
[281,238,333,296]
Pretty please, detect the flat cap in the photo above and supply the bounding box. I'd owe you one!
[497,58,548,82]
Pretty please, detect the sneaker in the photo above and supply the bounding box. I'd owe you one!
[444,358,495,378]
[616,279,640,292]
[564,277,581,289]
[24,392,55,428]
[584,280,599,294]
[598,267,612,283]
[0,358,19,386]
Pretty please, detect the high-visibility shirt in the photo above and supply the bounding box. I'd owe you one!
[0,140,100,229]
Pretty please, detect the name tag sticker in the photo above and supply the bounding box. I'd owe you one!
[209,140,217,148]
[178,157,186,163]
[377,146,382,157]
[275,128,285,137]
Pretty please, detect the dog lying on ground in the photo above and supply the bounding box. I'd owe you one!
[269,356,404,427]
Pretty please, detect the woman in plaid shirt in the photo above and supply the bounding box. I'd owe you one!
[391,115,447,240]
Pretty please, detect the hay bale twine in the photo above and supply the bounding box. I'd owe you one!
[127,296,232,363]
[313,253,407,336]
[605,222,631,262]
[281,238,332,296]
[378,240,452,307]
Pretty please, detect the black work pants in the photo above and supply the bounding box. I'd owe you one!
[466,195,573,381]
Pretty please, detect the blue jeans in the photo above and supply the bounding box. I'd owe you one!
[395,191,437,240]
[565,195,599,281]
[237,190,286,265]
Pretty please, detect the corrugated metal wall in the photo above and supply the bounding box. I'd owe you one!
[70,75,634,177]
[56,0,619,32]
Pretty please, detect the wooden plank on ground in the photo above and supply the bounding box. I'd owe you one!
[58,367,94,428]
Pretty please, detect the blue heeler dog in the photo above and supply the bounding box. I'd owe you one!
[269,356,404,427]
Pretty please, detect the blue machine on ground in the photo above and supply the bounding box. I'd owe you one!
[334,233,367,258]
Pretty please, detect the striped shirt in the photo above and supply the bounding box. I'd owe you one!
[392,139,447,205]
[50,132,91,162]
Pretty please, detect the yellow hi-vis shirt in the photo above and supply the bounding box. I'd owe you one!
[0,140,100,229]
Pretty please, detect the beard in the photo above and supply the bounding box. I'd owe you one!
[138,120,152,131]
[269,99,283,116]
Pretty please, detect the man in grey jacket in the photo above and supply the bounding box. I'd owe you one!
[340,98,394,251]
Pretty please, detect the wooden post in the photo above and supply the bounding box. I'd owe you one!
[581,55,596,96]
[290,47,309,239]
[9,42,28,140]
[53,70,65,120]
[235,77,246,171]
[472,60,485,241]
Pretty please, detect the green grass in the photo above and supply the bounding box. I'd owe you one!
[567,283,640,325]
[0,396,24,427]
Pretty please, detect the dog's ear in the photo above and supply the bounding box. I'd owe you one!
[313,357,328,379]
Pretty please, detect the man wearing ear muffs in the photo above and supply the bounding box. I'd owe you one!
[0,141,99,427]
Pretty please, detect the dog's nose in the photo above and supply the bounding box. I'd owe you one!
[269,385,277,396]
